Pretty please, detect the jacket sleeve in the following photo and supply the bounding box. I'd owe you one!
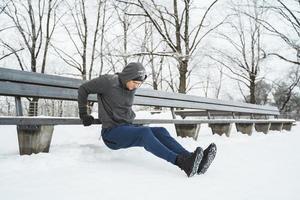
[77,75,108,116]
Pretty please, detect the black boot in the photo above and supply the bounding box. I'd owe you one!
[175,147,203,177]
[197,143,217,174]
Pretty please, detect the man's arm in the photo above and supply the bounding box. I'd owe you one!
[77,75,108,125]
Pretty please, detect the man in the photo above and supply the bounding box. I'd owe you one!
[78,62,216,177]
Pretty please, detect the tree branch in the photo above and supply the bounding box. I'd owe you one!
[268,53,300,65]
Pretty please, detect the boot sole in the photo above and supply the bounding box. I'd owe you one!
[198,144,217,174]
[188,148,203,177]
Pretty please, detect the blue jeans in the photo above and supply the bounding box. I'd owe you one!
[101,124,191,164]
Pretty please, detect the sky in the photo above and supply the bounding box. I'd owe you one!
[0,0,298,100]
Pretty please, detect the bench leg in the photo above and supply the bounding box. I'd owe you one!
[174,124,200,140]
[269,123,283,131]
[17,125,54,155]
[254,123,271,134]
[209,123,232,137]
[235,123,254,136]
[282,123,293,131]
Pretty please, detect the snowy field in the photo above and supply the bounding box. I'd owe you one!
[0,111,299,200]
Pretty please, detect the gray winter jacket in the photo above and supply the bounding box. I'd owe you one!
[77,62,147,129]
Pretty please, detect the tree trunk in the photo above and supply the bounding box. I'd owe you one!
[249,74,256,104]
[99,0,107,75]
[82,0,88,80]
[178,59,188,94]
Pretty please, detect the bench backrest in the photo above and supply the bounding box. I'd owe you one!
[0,67,280,116]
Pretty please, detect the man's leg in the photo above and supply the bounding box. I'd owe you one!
[150,127,191,156]
[101,125,177,164]
[102,125,204,177]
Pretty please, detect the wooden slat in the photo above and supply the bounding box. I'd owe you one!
[0,117,85,125]
[0,67,280,115]
[174,110,270,117]
[0,81,95,101]
[0,81,279,115]
[1,68,278,112]
[0,116,295,125]
[0,67,83,88]
[135,118,295,124]
[175,110,234,117]
[137,88,278,112]
[134,96,280,115]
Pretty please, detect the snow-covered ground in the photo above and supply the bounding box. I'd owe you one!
[0,111,299,200]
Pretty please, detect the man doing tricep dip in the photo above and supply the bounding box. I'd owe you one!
[78,62,216,177]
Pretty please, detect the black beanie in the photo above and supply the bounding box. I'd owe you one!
[119,62,147,84]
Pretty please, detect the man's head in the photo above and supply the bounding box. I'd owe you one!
[118,62,147,90]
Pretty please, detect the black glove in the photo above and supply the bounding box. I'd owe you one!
[79,113,94,126]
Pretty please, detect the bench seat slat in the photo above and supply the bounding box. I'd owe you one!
[0,116,295,125]
[0,68,279,114]
[0,67,82,88]
[174,110,277,117]
[137,88,278,112]
[0,81,279,115]
[0,81,80,100]
[134,97,280,115]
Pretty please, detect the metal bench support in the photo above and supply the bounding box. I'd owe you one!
[270,122,283,131]
[209,123,232,137]
[235,123,254,135]
[282,122,293,131]
[175,124,201,140]
[17,125,54,155]
[15,96,55,155]
[254,123,271,134]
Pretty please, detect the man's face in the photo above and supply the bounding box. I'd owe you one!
[126,80,142,90]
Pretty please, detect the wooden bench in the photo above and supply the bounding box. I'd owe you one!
[0,67,295,155]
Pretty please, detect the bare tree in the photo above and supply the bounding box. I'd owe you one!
[238,0,300,108]
[98,0,109,75]
[165,62,177,92]
[2,0,62,116]
[89,0,111,78]
[0,3,6,14]
[107,3,167,92]
[141,18,168,91]
[53,0,107,80]
[116,0,224,94]
[273,65,300,112]
[208,0,267,104]
[0,2,10,33]
[55,0,88,80]
[113,1,135,67]
[260,0,299,65]
[0,1,25,62]
[245,79,272,104]
[0,43,24,63]
[3,0,61,72]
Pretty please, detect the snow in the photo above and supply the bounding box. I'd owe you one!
[0,111,300,200]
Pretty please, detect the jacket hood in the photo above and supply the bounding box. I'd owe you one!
[118,62,147,87]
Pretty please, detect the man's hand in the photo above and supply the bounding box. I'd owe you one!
[79,114,94,126]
